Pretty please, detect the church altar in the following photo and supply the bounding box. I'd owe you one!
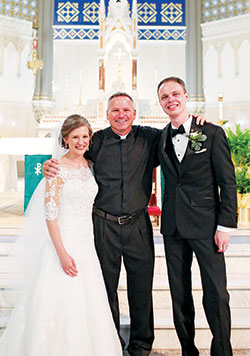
[0,137,53,155]
[0,137,53,195]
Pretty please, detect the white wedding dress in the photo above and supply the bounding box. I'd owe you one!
[0,165,122,356]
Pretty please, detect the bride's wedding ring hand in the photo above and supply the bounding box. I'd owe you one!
[60,252,78,277]
[43,159,60,179]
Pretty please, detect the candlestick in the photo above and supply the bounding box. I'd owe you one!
[79,70,83,105]
[64,75,68,111]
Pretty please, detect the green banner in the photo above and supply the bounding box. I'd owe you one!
[24,155,51,211]
[160,167,165,208]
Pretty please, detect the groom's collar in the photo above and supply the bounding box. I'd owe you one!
[171,115,192,134]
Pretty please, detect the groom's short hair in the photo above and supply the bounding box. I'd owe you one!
[157,77,187,94]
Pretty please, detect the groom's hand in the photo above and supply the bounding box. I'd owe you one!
[43,159,60,179]
[214,230,230,253]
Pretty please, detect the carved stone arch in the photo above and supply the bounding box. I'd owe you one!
[104,30,132,60]
[230,36,245,76]
[213,39,227,78]
[0,15,32,77]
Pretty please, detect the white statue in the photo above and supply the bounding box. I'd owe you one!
[107,0,130,19]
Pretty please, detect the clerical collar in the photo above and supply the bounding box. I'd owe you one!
[110,128,132,139]
[171,115,192,134]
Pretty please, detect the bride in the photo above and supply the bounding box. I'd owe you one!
[0,115,122,356]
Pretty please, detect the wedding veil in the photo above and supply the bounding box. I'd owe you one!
[10,118,67,292]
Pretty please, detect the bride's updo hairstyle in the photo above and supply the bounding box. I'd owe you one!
[60,114,93,149]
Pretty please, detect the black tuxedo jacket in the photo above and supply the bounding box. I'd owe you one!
[158,117,237,239]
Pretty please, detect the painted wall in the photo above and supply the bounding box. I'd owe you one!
[202,0,249,23]
[202,14,250,130]
[0,0,38,21]
[0,15,36,137]
[53,39,186,111]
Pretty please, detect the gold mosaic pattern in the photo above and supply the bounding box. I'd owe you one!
[0,0,38,21]
[202,0,249,23]
[137,3,157,23]
[56,2,79,23]
[161,3,183,24]
[83,2,99,23]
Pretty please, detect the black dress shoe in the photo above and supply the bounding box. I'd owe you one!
[126,348,150,356]
[182,346,199,356]
[123,352,130,356]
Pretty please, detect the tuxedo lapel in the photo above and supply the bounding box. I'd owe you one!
[183,116,197,159]
[179,117,201,174]
[161,124,177,176]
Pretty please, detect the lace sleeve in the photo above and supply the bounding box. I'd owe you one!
[44,175,64,220]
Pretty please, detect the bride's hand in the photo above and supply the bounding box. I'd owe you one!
[59,252,78,277]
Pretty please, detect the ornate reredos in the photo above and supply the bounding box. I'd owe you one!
[107,0,130,19]
[102,0,136,56]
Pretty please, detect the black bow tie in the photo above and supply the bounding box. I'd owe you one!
[170,125,185,138]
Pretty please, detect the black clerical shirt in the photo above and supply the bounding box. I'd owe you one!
[86,126,160,216]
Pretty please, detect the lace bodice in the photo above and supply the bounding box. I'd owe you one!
[0,165,122,356]
[45,165,98,221]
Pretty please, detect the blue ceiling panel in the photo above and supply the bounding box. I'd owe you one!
[54,0,186,27]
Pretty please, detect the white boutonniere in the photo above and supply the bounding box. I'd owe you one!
[187,130,207,151]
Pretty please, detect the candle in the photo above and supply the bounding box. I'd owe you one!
[79,70,83,105]
[33,38,38,50]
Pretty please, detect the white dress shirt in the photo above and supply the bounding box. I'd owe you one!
[171,116,192,163]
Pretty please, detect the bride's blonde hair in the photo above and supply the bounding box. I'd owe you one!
[60,114,93,149]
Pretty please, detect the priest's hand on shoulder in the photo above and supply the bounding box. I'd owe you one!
[194,115,212,126]
[43,159,60,179]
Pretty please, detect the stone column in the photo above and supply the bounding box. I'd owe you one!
[185,0,205,114]
[132,58,137,91]
[97,0,106,120]
[131,0,138,94]
[32,0,54,122]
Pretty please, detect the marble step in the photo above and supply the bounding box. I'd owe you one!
[0,316,8,337]
[118,273,250,310]
[1,309,250,349]
[120,308,250,349]
[154,244,250,275]
[0,272,249,301]
[1,247,250,274]
[0,274,250,315]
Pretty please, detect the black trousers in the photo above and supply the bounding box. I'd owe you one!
[163,233,232,356]
[93,211,155,356]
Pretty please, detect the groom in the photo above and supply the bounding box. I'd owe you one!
[157,77,237,356]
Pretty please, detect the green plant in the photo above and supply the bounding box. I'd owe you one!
[226,124,250,166]
[235,167,250,194]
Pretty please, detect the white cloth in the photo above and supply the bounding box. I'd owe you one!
[0,166,122,356]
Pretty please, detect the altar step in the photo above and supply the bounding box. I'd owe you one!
[119,243,250,350]
[0,240,250,351]
[1,240,250,273]
[118,272,250,310]
[120,308,250,350]
[1,310,250,351]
